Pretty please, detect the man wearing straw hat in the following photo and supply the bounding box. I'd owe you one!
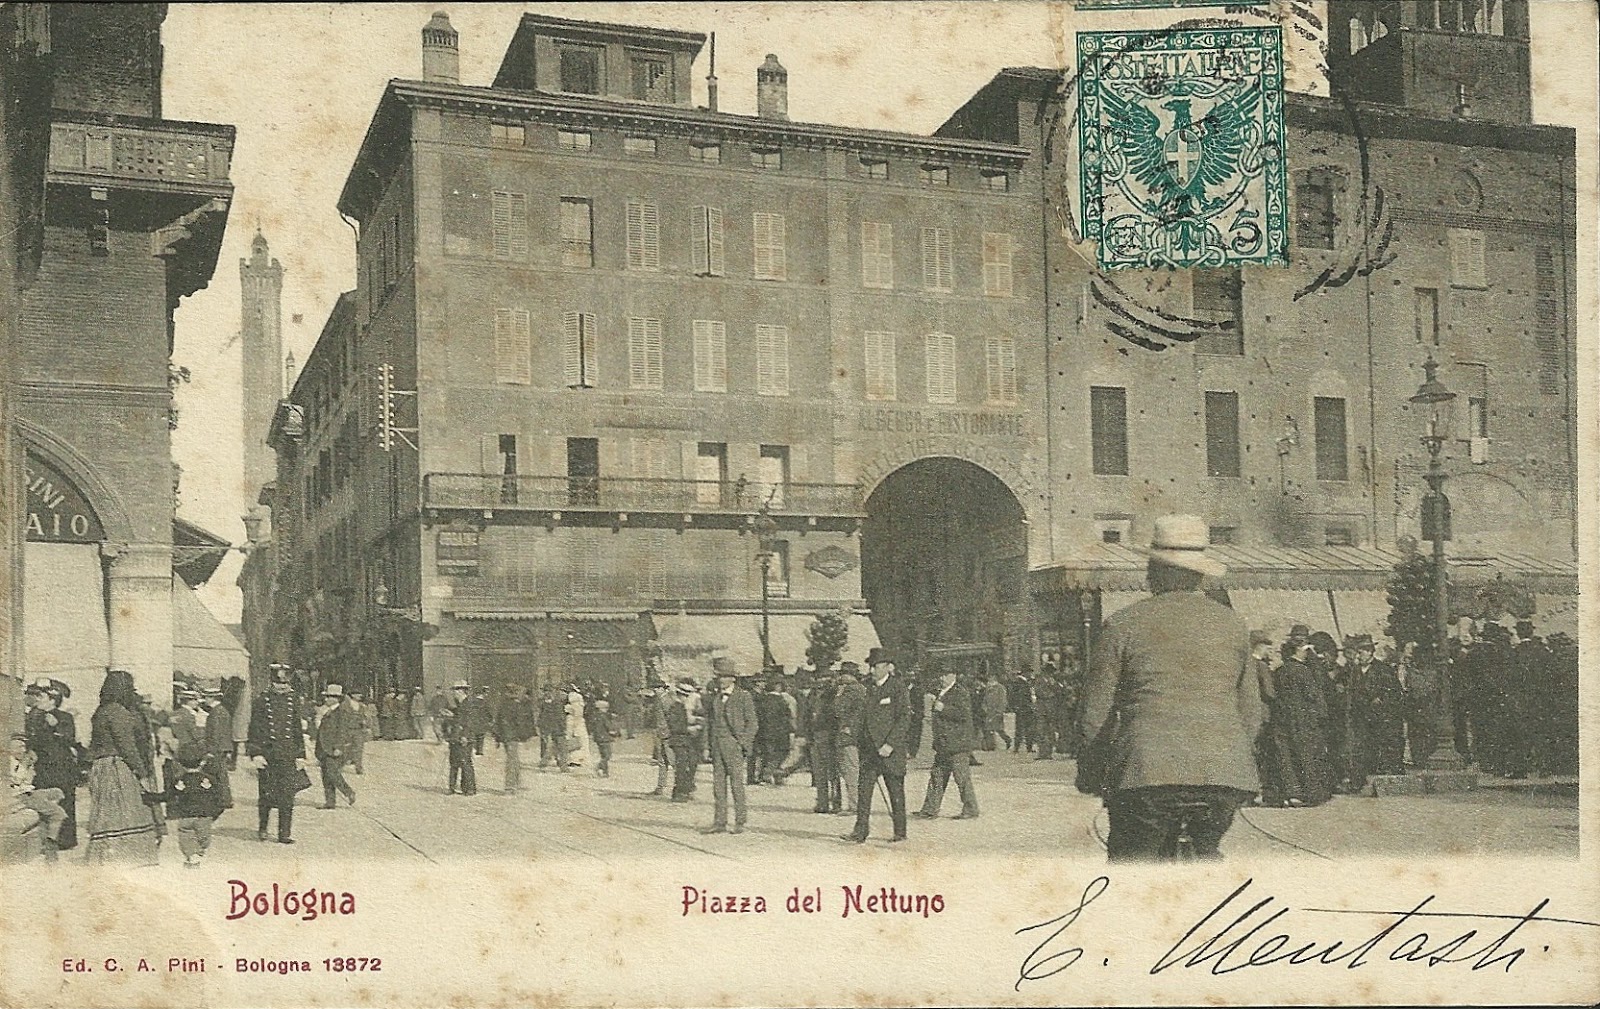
[1077,515,1264,861]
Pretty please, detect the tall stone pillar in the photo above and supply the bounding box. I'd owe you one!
[104,541,174,706]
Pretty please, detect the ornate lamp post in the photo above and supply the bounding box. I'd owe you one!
[754,504,779,672]
[1408,356,1466,772]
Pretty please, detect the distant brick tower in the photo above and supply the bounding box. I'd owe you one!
[239,229,284,512]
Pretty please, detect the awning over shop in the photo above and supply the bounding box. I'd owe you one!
[453,609,643,622]
[172,576,248,684]
[1033,543,1578,595]
[24,541,110,721]
[1228,589,1337,644]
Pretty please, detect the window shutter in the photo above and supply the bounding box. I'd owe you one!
[693,319,727,392]
[582,313,598,386]
[983,232,1013,297]
[691,206,709,275]
[861,222,894,289]
[985,336,1016,404]
[754,213,785,280]
[923,227,952,292]
[627,201,659,270]
[562,311,582,387]
[509,193,528,259]
[492,191,511,258]
[707,205,724,276]
[757,324,789,396]
[926,333,956,404]
[864,330,896,400]
[494,308,531,385]
[645,317,662,389]
[628,317,648,389]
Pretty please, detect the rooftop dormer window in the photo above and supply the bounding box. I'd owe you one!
[559,44,602,94]
[630,53,672,102]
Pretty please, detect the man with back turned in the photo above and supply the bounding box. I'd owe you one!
[1077,515,1264,861]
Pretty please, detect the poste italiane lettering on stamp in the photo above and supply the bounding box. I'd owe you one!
[1076,25,1288,270]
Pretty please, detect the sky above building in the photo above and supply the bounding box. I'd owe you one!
[161,2,1594,623]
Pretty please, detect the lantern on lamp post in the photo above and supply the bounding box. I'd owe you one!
[1408,356,1464,771]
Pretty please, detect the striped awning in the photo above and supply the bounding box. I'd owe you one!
[1031,543,1578,595]
[452,610,644,622]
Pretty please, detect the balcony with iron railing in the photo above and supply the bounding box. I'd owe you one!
[423,474,864,524]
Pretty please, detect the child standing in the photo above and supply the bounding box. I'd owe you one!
[163,743,225,867]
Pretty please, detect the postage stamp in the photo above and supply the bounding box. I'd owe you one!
[1076,25,1288,270]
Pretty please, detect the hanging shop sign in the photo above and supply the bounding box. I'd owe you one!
[436,528,480,574]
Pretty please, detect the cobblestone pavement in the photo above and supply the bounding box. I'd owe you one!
[171,736,1577,866]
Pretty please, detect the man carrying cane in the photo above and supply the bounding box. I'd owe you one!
[842,648,911,844]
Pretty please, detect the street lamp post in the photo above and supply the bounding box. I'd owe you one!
[1408,356,1466,773]
[754,504,778,672]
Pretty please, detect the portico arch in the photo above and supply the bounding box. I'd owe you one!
[860,456,1031,676]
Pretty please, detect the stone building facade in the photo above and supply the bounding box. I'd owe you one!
[267,12,1046,697]
[9,3,234,711]
[937,0,1578,652]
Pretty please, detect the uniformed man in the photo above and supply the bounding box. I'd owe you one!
[442,680,479,795]
[247,664,308,844]
[1078,515,1264,861]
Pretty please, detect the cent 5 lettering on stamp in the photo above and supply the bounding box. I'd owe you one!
[1077,25,1288,270]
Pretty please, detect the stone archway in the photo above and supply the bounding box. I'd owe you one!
[860,457,1029,674]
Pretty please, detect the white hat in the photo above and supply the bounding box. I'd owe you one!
[322,683,343,698]
[1138,514,1227,578]
[452,680,470,690]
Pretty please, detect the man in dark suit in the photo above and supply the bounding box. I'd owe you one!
[914,666,980,819]
[314,683,361,809]
[843,648,911,844]
[1078,515,1264,861]
[442,681,480,796]
[703,658,757,834]
[1349,634,1404,779]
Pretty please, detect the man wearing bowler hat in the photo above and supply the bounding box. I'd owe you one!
[843,647,911,844]
[1077,515,1264,861]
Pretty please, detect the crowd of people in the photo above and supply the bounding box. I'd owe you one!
[1244,617,1579,808]
[6,554,1580,864]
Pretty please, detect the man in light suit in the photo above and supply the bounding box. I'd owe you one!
[843,648,912,844]
[1078,515,1264,861]
[702,658,757,834]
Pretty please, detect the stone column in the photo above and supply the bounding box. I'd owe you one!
[104,541,174,706]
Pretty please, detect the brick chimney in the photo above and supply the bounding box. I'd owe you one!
[421,11,459,84]
[756,54,787,120]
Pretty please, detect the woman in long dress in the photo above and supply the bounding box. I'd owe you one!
[83,669,160,865]
[563,686,590,768]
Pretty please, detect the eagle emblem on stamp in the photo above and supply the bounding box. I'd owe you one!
[1076,26,1287,270]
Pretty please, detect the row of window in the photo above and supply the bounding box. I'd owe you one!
[491,309,1020,404]
[492,119,1011,191]
[486,193,1016,295]
[1089,387,1352,481]
[1294,174,1490,288]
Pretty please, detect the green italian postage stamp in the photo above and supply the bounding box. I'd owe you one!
[1077,26,1287,270]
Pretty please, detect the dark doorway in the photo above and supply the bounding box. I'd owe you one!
[861,458,1027,675]
[567,436,599,506]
